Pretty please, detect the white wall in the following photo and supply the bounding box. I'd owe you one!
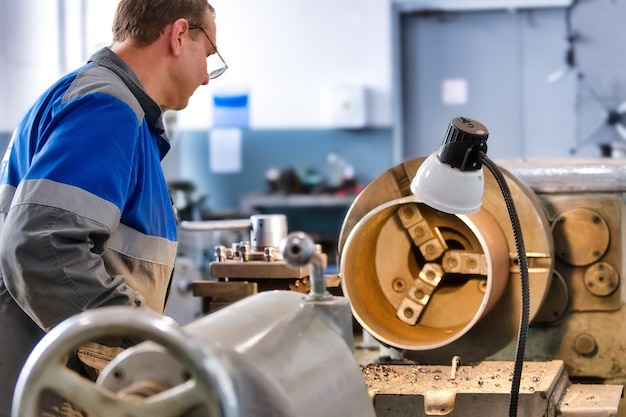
[0,0,393,131]
[181,0,393,129]
[0,0,61,131]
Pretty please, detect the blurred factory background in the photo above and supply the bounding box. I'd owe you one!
[3,1,624,200]
[2,0,626,312]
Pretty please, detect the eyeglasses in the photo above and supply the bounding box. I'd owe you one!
[188,25,228,79]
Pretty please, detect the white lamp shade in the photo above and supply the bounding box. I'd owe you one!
[410,152,484,214]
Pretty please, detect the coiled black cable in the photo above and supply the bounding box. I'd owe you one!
[478,151,530,417]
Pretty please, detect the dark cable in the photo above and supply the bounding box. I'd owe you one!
[564,0,580,68]
[478,151,530,417]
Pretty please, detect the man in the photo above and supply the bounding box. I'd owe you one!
[0,0,225,415]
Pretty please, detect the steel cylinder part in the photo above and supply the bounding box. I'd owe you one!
[250,214,288,252]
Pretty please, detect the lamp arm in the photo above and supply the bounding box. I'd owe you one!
[477,151,530,417]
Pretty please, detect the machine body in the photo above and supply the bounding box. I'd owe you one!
[13,157,626,417]
[339,157,626,416]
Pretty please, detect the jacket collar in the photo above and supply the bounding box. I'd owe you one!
[88,47,165,136]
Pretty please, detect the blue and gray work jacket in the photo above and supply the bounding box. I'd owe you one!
[0,46,180,415]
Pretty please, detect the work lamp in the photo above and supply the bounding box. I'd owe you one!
[410,116,488,214]
[410,116,530,417]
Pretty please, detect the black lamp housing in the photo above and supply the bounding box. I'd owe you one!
[439,116,489,171]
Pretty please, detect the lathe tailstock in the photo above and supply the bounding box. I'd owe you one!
[11,233,375,417]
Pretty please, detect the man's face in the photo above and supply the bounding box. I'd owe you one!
[169,9,218,111]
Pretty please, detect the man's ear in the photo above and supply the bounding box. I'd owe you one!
[170,18,188,57]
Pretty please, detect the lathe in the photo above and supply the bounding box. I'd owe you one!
[11,150,626,416]
[339,155,626,417]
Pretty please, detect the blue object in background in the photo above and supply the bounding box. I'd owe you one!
[213,91,249,128]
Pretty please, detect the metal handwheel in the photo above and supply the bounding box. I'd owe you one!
[12,306,240,417]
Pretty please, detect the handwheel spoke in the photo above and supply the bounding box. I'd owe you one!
[45,371,211,417]
[140,380,213,417]
[40,367,129,417]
